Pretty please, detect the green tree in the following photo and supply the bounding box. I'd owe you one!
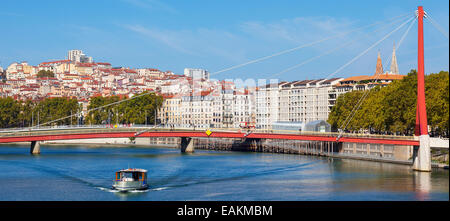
[328,90,364,132]
[86,95,121,125]
[118,92,163,125]
[425,71,449,136]
[35,97,80,126]
[0,97,80,128]
[382,70,417,135]
[18,99,36,127]
[359,86,386,132]
[86,92,163,125]
[0,97,21,128]
[328,70,449,137]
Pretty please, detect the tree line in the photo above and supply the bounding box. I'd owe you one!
[0,97,79,128]
[328,70,449,137]
[85,92,163,125]
[0,92,163,128]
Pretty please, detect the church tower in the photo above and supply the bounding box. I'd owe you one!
[375,51,383,75]
[390,44,399,74]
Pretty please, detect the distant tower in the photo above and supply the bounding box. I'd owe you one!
[68,50,83,62]
[375,51,384,75]
[390,44,399,75]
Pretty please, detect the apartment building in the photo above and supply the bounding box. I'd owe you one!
[180,90,215,129]
[6,62,37,79]
[158,80,257,129]
[68,50,93,63]
[232,88,255,128]
[255,82,286,129]
[159,94,182,127]
[184,68,209,80]
[220,81,235,128]
[255,78,343,129]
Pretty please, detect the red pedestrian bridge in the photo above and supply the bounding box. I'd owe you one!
[0,125,420,148]
[0,126,421,145]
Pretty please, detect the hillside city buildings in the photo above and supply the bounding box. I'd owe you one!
[68,50,93,64]
[184,68,210,80]
[0,46,405,129]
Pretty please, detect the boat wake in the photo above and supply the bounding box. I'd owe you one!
[97,187,120,193]
[96,186,170,193]
[98,160,320,193]
[151,187,170,191]
[161,160,320,189]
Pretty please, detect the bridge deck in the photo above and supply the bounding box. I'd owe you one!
[0,126,420,146]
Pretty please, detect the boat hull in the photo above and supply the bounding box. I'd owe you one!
[113,180,148,191]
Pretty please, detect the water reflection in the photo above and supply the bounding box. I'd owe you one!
[413,171,431,200]
[329,158,446,197]
[0,145,447,201]
[113,189,150,201]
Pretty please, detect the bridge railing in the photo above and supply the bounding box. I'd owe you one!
[0,124,110,133]
[0,124,152,134]
[0,125,417,141]
[429,137,450,149]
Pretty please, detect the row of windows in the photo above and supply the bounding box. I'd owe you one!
[343,143,395,152]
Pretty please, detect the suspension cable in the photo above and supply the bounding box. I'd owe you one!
[425,12,449,40]
[338,17,416,134]
[324,16,415,81]
[337,17,417,135]
[339,18,416,133]
[26,14,416,130]
[265,14,412,79]
[380,18,417,72]
[209,13,412,77]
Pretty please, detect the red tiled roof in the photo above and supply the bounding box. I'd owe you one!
[124,69,137,73]
[368,73,405,80]
[340,75,371,82]
[40,60,71,65]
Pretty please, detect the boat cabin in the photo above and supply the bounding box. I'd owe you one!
[115,168,147,183]
[113,168,148,191]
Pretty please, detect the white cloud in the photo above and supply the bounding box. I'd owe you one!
[240,16,356,45]
[119,15,413,79]
[122,24,194,55]
[121,24,248,62]
[120,16,359,65]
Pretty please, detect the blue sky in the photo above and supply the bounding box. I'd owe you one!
[0,0,448,81]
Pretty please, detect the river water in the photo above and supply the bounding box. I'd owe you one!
[0,144,448,201]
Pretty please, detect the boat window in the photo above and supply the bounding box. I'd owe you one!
[132,172,139,181]
[122,172,134,180]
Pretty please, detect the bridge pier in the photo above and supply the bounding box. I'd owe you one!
[247,138,261,151]
[180,137,194,153]
[232,138,262,151]
[412,135,431,172]
[30,141,41,155]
